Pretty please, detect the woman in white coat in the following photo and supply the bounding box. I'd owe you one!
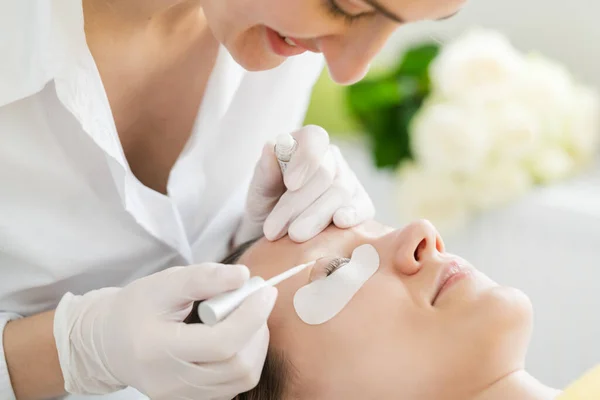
[0,0,464,399]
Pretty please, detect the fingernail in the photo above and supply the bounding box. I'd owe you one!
[264,206,294,240]
[263,218,280,241]
[334,207,357,227]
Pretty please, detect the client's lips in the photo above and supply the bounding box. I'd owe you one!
[431,260,471,305]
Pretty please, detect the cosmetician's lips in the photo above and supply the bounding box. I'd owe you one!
[286,37,321,53]
[431,260,472,305]
[266,27,307,57]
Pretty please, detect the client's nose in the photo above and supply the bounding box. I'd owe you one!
[393,220,444,275]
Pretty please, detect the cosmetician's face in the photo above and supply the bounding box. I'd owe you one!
[200,0,466,84]
[240,220,533,400]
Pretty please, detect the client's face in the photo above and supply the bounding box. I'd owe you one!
[240,220,533,400]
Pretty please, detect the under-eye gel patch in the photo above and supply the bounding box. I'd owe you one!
[293,244,380,325]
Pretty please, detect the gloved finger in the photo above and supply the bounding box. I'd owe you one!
[198,373,266,400]
[287,145,356,242]
[333,183,376,228]
[234,144,286,246]
[157,352,221,388]
[223,323,269,384]
[174,287,277,363]
[285,125,330,191]
[203,375,265,400]
[288,182,353,242]
[153,264,250,311]
[245,143,285,220]
[178,325,269,393]
[327,145,375,228]
[263,151,336,241]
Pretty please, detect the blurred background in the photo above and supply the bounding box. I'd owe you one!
[304,0,600,390]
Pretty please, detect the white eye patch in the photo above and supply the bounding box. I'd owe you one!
[293,244,380,325]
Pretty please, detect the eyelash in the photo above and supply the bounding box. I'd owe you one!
[325,0,366,25]
[325,257,351,276]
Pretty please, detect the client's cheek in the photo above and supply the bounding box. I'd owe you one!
[267,270,308,323]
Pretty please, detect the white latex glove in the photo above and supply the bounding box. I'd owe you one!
[54,264,277,400]
[235,125,375,244]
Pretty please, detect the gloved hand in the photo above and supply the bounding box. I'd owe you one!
[235,125,375,244]
[53,264,277,399]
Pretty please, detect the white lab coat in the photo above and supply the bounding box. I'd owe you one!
[0,1,324,399]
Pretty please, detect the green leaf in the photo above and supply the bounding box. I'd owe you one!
[396,98,422,161]
[396,44,440,78]
[368,109,401,168]
[346,76,420,115]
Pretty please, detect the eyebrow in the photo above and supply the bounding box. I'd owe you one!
[362,0,460,24]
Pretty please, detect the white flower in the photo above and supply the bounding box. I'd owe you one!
[527,146,576,184]
[564,85,600,166]
[396,162,470,234]
[411,100,491,174]
[430,28,525,102]
[465,161,532,210]
[396,28,599,229]
[484,101,541,161]
[517,54,575,143]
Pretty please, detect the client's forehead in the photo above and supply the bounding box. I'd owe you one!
[241,220,392,278]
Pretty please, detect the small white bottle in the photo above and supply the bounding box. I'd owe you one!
[274,133,298,173]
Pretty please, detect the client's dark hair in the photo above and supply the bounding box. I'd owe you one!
[185,238,292,400]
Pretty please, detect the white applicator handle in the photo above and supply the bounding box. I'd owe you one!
[198,261,314,326]
[198,277,266,326]
[274,133,297,173]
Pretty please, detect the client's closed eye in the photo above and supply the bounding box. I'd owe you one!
[310,257,351,281]
[325,258,351,276]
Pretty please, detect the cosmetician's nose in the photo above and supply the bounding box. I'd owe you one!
[319,22,394,85]
[393,220,445,275]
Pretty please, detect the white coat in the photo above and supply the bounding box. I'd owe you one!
[0,2,324,399]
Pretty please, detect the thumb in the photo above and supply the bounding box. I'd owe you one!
[285,125,330,191]
[246,143,285,219]
[236,144,285,246]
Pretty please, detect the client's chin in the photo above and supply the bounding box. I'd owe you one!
[462,286,534,392]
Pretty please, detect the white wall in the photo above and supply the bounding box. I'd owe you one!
[378,0,600,91]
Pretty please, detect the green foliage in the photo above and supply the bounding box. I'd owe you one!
[395,43,439,81]
[346,43,440,169]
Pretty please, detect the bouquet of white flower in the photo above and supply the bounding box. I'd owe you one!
[349,28,600,233]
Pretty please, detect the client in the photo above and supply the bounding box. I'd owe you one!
[190,219,594,400]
